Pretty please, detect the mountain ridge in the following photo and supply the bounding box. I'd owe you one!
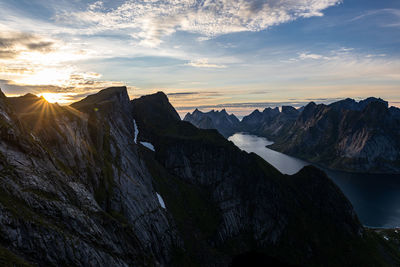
[0,87,398,266]
[184,97,400,173]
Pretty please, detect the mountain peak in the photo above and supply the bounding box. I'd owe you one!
[0,88,6,100]
[71,86,130,113]
[360,97,388,109]
[193,108,202,114]
[22,93,39,99]
[329,97,388,111]
[132,91,181,125]
[281,105,299,116]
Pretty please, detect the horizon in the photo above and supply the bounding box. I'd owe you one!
[0,0,399,117]
[2,86,395,119]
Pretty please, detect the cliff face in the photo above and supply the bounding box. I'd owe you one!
[270,100,400,173]
[183,109,240,138]
[132,92,398,267]
[241,107,280,133]
[0,87,179,266]
[0,88,398,266]
[186,97,400,173]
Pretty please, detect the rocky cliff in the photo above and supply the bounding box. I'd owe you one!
[270,99,400,173]
[132,92,399,266]
[0,87,179,266]
[183,109,240,138]
[186,98,400,173]
[0,88,398,266]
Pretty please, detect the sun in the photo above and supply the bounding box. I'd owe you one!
[39,93,72,104]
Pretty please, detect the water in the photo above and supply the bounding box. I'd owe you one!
[229,133,400,228]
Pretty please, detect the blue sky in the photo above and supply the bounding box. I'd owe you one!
[0,0,399,116]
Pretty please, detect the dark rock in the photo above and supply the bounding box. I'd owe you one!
[270,98,400,173]
[184,108,240,138]
[0,88,398,266]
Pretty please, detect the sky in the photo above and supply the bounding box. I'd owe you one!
[0,0,399,117]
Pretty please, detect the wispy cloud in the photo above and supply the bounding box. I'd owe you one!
[0,31,55,59]
[299,53,325,60]
[167,92,199,96]
[349,8,400,28]
[56,0,342,47]
[186,58,227,68]
[350,8,400,22]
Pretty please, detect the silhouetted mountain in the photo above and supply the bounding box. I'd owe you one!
[185,97,400,173]
[0,88,398,266]
[241,107,280,132]
[329,97,387,111]
[270,99,400,173]
[184,108,240,137]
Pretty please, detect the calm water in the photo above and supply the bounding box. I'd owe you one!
[229,133,400,228]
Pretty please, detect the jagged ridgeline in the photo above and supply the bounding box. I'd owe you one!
[0,87,398,266]
[184,98,400,173]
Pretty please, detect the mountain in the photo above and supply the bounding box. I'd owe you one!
[0,87,178,266]
[183,108,240,137]
[185,98,400,173]
[241,107,280,133]
[0,87,398,266]
[270,99,400,173]
[328,97,387,111]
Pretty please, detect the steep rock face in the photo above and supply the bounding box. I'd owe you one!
[1,88,399,266]
[0,87,179,266]
[241,107,280,133]
[257,106,299,138]
[239,105,299,139]
[183,109,240,138]
[271,100,400,173]
[329,97,387,111]
[132,92,397,267]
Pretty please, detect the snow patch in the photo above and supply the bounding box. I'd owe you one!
[0,110,11,122]
[140,142,155,151]
[383,235,389,241]
[133,119,138,144]
[156,192,166,209]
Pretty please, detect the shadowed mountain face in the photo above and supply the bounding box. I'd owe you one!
[0,87,398,266]
[183,108,240,138]
[185,97,400,173]
[269,99,400,173]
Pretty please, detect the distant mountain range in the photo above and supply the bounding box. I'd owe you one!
[0,87,398,266]
[184,97,400,173]
[183,108,240,138]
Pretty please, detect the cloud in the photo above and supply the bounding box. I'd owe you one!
[167,92,199,96]
[298,52,335,60]
[0,78,126,103]
[0,26,115,95]
[350,8,400,22]
[0,31,55,59]
[299,53,324,60]
[186,58,227,68]
[57,0,342,47]
[26,41,54,51]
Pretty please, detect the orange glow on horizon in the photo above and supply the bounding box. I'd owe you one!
[38,92,74,104]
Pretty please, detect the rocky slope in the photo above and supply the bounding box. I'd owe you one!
[269,99,400,173]
[185,97,400,173]
[249,106,300,139]
[183,109,240,138]
[0,87,398,266]
[133,92,399,266]
[0,87,179,266]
